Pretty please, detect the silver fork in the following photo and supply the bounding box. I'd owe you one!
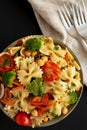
[72,0,87,40]
[58,3,87,51]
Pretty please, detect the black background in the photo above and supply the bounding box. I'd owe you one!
[0,0,87,130]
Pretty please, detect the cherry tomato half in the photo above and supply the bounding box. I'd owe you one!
[0,53,14,72]
[15,112,31,126]
[42,61,61,82]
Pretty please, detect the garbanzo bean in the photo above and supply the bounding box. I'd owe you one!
[31,109,38,117]
[32,51,37,57]
[62,107,68,115]
[24,50,31,57]
[37,56,48,66]
[37,59,44,66]
[43,117,48,122]
[42,56,48,62]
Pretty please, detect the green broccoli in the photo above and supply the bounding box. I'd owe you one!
[69,91,78,105]
[27,78,44,96]
[26,37,43,52]
[2,71,16,87]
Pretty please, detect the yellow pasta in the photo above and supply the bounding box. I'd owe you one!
[15,57,43,85]
[8,46,21,56]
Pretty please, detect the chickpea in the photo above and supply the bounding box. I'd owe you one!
[37,59,44,66]
[31,109,38,117]
[43,117,48,122]
[32,51,37,57]
[42,56,48,62]
[62,107,68,115]
[24,50,31,57]
[37,56,48,66]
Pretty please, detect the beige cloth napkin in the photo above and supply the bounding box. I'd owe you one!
[27,0,87,86]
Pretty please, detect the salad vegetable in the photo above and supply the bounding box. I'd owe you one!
[69,91,78,105]
[42,61,61,82]
[26,37,43,52]
[2,71,16,87]
[15,112,31,126]
[27,78,44,96]
[30,93,49,107]
[0,53,14,72]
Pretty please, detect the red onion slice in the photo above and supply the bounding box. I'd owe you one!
[0,84,5,99]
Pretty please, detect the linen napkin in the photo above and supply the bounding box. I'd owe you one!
[27,0,87,86]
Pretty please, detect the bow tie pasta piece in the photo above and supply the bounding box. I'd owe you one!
[15,56,43,85]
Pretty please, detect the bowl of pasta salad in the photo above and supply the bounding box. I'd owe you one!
[0,35,83,128]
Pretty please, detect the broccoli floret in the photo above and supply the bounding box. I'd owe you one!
[69,91,78,105]
[26,37,43,52]
[27,78,44,96]
[2,71,16,87]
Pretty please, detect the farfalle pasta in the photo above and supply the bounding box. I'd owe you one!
[15,57,43,85]
[0,36,83,128]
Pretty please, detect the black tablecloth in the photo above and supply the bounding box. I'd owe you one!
[0,0,87,130]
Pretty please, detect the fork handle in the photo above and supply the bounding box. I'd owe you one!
[79,37,87,52]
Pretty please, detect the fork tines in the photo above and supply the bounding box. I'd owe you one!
[58,3,73,30]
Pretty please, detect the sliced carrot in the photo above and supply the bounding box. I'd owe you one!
[12,85,24,91]
[0,98,14,107]
[64,53,69,62]
[13,81,23,86]
[12,81,24,91]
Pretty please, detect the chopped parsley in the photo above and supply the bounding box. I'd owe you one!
[54,45,59,50]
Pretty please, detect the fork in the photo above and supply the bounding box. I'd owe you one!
[72,0,87,40]
[58,3,87,51]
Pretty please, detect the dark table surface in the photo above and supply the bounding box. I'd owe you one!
[0,0,87,130]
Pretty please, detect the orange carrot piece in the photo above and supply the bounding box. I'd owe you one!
[64,53,69,62]
[13,81,22,86]
[12,81,25,91]
[0,98,14,107]
[12,85,24,91]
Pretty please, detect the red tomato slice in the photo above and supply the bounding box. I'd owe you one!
[30,94,49,107]
[42,61,61,82]
[0,53,14,72]
[15,112,31,126]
